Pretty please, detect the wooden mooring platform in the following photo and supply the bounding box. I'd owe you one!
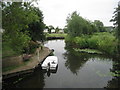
[2,47,53,80]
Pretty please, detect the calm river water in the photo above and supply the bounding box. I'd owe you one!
[3,40,119,88]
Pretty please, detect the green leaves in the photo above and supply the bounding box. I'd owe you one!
[66,11,97,37]
[2,2,44,54]
[66,32,117,55]
[93,20,106,32]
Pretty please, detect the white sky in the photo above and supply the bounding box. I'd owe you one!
[36,0,119,28]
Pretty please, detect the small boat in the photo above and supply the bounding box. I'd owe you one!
[41,56,58,70]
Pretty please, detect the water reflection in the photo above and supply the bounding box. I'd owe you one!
[65,42,120,88]
[3,40,120,88]
[63,50,89,75]
[105,57,120,88]
[43,65,58,77]
[64,43,112,75]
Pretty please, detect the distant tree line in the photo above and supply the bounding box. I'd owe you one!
[45,25,62,33]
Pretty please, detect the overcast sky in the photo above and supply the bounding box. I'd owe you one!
[36,0,119,28]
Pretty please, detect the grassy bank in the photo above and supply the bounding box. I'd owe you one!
[65,32,117,55]
[2,41,40,58]
[2,42,20,58]
[2,59,31,72]
[46,33,67,38]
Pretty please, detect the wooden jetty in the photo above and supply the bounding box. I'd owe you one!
[2,47,53,80]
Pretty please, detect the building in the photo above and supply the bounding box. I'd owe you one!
[43,29,48,33]
[51,29,55,33]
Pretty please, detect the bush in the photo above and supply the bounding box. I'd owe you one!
[88,35,99,49]
[74,36,88,49]
[65,32,117,55]
[23,41,39,54]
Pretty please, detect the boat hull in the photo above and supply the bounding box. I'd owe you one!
[41,56,58,70]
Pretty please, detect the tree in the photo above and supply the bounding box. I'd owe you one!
[2,2,40,53]
[46,25,54,33]
[55,26,60,33]
[66,11,96,37]
[63,26,68,33]
[28,7,45,41]
[110,5,120,39]
[110,3,120,55]
[93,20,106,32]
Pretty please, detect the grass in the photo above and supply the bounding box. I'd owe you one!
[3,59,32,72]
[2,42,20,58]
[46,33,67,37]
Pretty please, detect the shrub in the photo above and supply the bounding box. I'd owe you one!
[65,32,117,55]
[74,36,88,48]
[23,41,39,54]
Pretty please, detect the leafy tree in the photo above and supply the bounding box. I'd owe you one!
[63,26,68,33]
[2,2,40,53]
[55,26,60,33]
[46,25,54,33]
[93,20,106,32]
[110,3,120,55]
[66,11,96,37]
[28,7,45,41]
[111,5,120,39]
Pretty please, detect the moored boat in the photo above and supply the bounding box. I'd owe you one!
[41,56,58,70]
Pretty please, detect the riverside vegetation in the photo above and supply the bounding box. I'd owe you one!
[65,32,117,55]
[2,2,45,58]
[65,11,119,56]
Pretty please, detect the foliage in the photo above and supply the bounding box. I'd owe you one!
[28,7,45,41]
[45,25,54,33]
[28,41,39,54]
[65,32,117,55]
[63,26,68,33]
[110,4,120,55]
[74,36,88,49]
[110,6,120,27]
[55,26,60,33]
[2,42,19,58]
[2,2,45,55]
[93,20,106,32]
[111,5,120,39]
[66,11,97,37]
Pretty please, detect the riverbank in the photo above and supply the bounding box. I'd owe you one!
[65,32,117,56]
[2,47,53,79]
[46,33,67,40]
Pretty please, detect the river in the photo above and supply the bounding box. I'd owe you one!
[3,40,119,88]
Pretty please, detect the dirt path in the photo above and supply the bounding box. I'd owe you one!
[2,47,52,75]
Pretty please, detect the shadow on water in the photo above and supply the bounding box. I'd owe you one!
[3,65,58,89]
[3,67,45,88]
